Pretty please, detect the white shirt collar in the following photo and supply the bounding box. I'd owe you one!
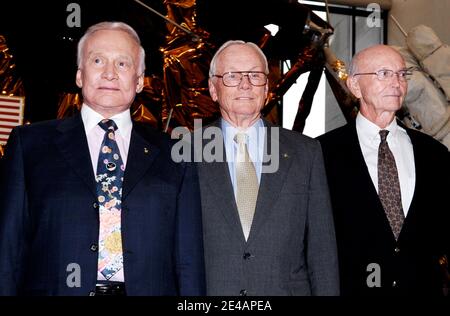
[356,112,399,146]
[221,119,262,143]
[81,104,133,138]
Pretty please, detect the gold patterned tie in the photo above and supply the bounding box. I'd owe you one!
[234,132,259,241]
[378,130,405,240]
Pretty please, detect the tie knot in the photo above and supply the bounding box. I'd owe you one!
[234,132,248,145]
[379,130,389,143]
[99,119,118,132]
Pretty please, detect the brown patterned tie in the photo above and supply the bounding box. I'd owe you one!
[378,130,405,240]
[234,133,259,241]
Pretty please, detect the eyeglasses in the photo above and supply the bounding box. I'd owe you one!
[353,68,414,82]
[212,71,268,87]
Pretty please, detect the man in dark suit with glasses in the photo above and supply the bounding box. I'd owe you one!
[319,44,450,296]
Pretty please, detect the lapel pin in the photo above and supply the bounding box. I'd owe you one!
[144,147,149,154]
[283,153,289,158]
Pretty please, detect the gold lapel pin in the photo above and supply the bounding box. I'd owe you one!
[144,147,149,154]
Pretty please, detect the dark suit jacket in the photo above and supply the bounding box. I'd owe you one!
[318,121,450,296]
[0,113,205,296]
[195,119,339,296]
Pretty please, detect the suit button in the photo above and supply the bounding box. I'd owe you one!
[89,291,96,296]
[90,244,98,252]
[240,289,247,296]
[93,202,99,209]
[243,252,251,260]
[394,247,400,253]
[392,281,397,287]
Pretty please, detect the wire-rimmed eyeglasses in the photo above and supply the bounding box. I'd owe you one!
[353,68,414,82]
[212,71,268,87]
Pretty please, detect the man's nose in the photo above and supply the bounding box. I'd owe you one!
[389,73,402,87]
[238,74,251,89]
[102,62,118,80]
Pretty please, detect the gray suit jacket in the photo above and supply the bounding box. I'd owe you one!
[195,119,339,296]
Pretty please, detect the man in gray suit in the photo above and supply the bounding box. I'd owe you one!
[195,40,339,296]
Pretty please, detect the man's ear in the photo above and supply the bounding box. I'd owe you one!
[76,69,83,88]
[208,79,218,102]
[136,74,144,93]
[346,76,361,99]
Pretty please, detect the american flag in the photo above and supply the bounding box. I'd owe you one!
[0,96,24,145]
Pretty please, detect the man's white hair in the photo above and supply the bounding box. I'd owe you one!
[209,40,269,77]
[77,21,146,75]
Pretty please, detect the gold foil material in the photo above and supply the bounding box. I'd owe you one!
[0,35,24,97]
[161,0,219,131]
[131,75,164,129]
[57,92,82,119]
[324,47,348,81]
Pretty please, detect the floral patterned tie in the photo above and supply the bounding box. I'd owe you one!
[96,119,124,279]
[378,130,405,240]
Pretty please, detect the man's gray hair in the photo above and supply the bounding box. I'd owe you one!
[77,21,146,75]
[209,40,269,77]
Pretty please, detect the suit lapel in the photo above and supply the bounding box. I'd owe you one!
[399,128,421,231]
[247,121,292,245]
[199,119,244,240]
[54,114,97,197]
[345,122,380,201]
[121,123,160,200]
[201,157,244,239]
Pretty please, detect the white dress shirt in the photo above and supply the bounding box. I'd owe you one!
[356,112,415,215]
[80,104,133,282]
[222,118,265,197]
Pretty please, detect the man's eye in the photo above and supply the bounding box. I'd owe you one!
[227,73,238,79]
[378,70,390,77]
[117,61,129,68]
[93,57,104,65]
